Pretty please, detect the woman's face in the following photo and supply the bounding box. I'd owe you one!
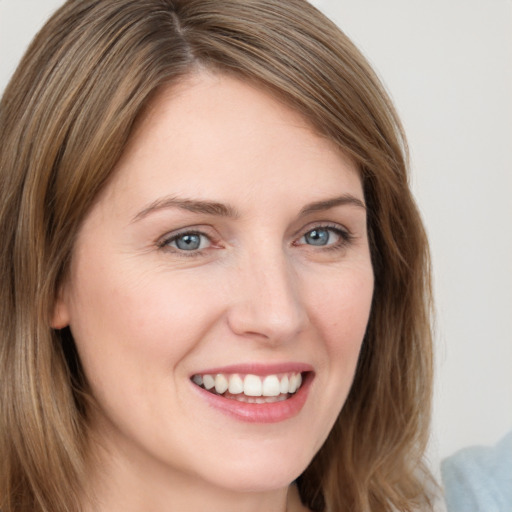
[54,73,374,494]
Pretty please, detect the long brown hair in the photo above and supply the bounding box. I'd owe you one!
[0,1,434,510]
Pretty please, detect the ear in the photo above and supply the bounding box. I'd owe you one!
[51,287,70,330]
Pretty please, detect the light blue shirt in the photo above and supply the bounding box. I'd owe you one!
[441,430,512,512]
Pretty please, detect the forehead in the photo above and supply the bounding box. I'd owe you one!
[101,71,362,216]
[129,71,340,155]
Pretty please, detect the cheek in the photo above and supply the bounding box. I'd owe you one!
[67,259,225,381]
[307,263,373,409]
[309,265,374,350]
[291,264,373,454]
[65,263,228,447]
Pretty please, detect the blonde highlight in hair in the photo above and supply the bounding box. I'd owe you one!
[0,1,434,511]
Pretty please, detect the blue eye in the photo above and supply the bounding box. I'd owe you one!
[304,228,330,246]
[302,227,340,246]
[166,232,210,251]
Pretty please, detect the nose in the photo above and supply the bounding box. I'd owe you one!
[226,248,308,344]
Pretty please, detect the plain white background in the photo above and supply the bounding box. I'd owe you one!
[1,0,511,461]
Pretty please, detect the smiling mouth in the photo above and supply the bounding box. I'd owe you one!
[191,372,304,404]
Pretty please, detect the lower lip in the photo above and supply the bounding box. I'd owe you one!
[192,373,313,423]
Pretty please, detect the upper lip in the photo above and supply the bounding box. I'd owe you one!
[190,362,314,377]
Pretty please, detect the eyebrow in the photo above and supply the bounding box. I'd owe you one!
[299,194,366,216]
[132,193,365,223]
[132,196,239,222]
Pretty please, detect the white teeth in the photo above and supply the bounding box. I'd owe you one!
[214,374,228,394]
[289,374,298,393]
[280,375,289,394]
[192,371,304,398]
[262,375,281,397]
[243,374,263,396]
[228,374,244,394]
[231,394,288,404]
[203,374,215,390]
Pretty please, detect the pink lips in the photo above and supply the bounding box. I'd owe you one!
[190,363,314,423]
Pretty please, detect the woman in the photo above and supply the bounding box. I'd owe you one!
[0,1,435,511]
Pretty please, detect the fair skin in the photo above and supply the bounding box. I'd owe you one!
[53,72,374,512]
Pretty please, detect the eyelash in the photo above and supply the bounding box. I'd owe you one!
[157,224,353,257]
[294,224,354,251]
[157,229,217,258]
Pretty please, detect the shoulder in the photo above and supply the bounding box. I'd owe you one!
[441,430,512,512]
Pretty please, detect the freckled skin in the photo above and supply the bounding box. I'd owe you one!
[53,72,374,512]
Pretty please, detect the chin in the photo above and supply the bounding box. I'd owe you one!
[192,444,313,493]
[206,467,300,494]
